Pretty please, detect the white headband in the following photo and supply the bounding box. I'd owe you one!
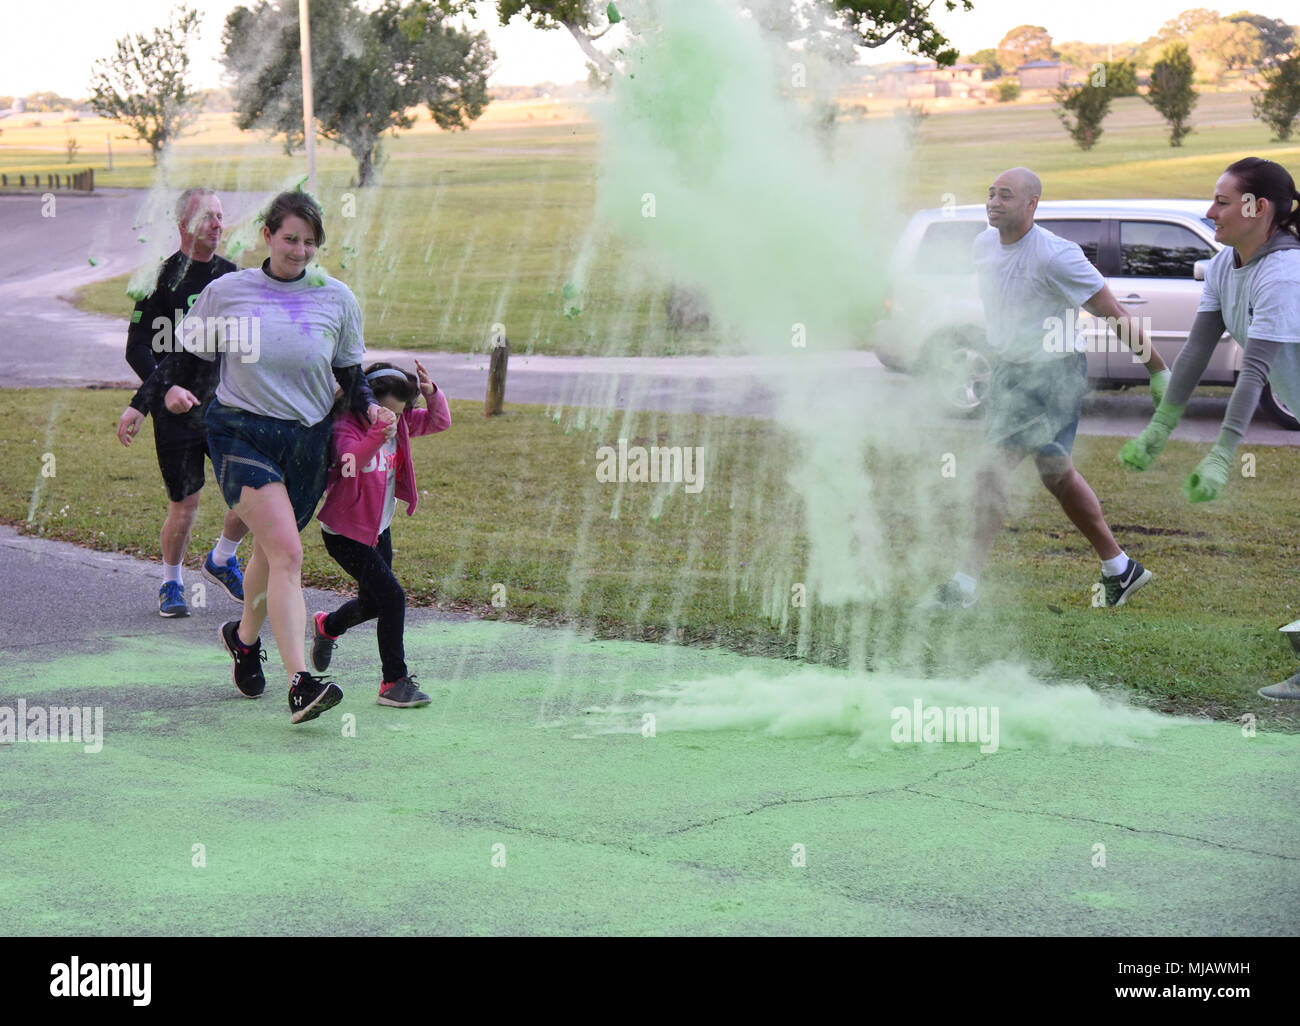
[365,368,409,383]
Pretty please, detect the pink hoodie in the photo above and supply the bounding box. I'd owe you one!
[316,389,451,547]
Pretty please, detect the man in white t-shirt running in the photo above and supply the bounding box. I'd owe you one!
[927,166,1169,610]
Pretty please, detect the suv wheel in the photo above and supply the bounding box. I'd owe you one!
[921,330,992,417]
[1260,382,1300,431]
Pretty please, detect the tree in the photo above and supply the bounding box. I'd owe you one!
[1252,50,1300,141]
[87,4,203,164]
[1188,18,1262,82]
[1142,7,1220,66]
[1055,81,1112,149]
[1154,7,1222,42]
[829,0,975,65]
[498,0,979,77]
[1227,12,1295,62]
[1099,59,1139,96]
[224,0,492,185]
[1147,42,1198,146]
[25,91,84,112]
[996,24,1056,73]
[968,47,1002,79]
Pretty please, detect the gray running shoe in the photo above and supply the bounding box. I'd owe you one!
[1258,671,1300,702]
[919,578,977,611]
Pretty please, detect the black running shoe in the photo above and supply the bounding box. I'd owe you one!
[1101,558,1152,607]
[289,671,343,724]
[377,675,431,708]
[310,611,337,673]
[220,620,266,698]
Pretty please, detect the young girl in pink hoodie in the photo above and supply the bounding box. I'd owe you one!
[313,360,451,707]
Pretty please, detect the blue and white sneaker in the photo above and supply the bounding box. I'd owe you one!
[203,551,245,602]
[159,581,188,617]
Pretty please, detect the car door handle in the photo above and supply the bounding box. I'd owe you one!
[1122,295,1148,304]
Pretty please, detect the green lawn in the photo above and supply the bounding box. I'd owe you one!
[3,388,1297,728]
[56,92,1300,356]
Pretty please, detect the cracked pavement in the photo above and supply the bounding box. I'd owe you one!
[1,527,1296,935]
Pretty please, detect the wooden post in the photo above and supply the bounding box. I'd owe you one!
[485,338,508,416]
[87,167,93,191]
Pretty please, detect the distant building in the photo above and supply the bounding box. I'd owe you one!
[878,61,984,99]
[0,96,26,120]
[1017,60,1071,90]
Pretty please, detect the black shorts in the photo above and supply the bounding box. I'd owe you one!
[152,410,209,503]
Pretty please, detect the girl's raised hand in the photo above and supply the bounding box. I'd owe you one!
[414,358,436,397]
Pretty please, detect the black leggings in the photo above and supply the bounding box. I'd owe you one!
[320,528,406,683]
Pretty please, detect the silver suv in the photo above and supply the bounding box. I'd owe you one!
[872,199,1299,430]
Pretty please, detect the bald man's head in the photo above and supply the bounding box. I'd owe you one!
[986,166,1042,239]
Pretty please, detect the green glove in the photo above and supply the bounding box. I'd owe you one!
[1183,445,1232,503]
[1149,368,1171,407]
[1118,400,1185,471]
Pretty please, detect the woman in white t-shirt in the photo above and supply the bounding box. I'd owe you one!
[1120,156,1300,700]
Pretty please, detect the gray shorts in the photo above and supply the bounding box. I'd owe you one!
[984,353,1087,457]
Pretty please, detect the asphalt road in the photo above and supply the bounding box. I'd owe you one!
[1,189,1297,445]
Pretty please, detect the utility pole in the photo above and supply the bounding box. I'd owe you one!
[299,0,316,195]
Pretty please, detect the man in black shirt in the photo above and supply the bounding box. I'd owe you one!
[116,187,249,617]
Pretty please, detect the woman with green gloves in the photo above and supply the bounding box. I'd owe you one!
[1119,156,1300,700]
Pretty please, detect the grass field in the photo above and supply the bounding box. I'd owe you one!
[8,93,1300,730]
[24,91,1300,357]
[2,388,1297,727]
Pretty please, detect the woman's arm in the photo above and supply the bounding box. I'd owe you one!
[1163,309,1227,407]
[1183,338,1284,502]
[332,363,381,421]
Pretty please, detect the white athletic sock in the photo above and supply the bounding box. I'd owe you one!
[211,535,240,564]
[1100,552,1128,577]
[163,561,183,585]
[952,571,977,596]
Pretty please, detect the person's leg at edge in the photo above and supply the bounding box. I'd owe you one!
[160,491,202,573]
[1036,449,1122,561]
[320,529,405,682]
[213,508,250,558]
[373,529,407,684]
[960,448,1024,580]
[234,482,306,678]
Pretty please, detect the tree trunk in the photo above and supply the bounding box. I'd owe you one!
[563,20,617,79]
[356,143,376,186]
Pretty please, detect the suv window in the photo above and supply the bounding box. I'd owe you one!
[912,219,987,274]
[1036,219,1102,268]
[1120,220,1213,278]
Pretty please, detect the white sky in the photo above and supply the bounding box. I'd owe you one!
[3,0,1298,97]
